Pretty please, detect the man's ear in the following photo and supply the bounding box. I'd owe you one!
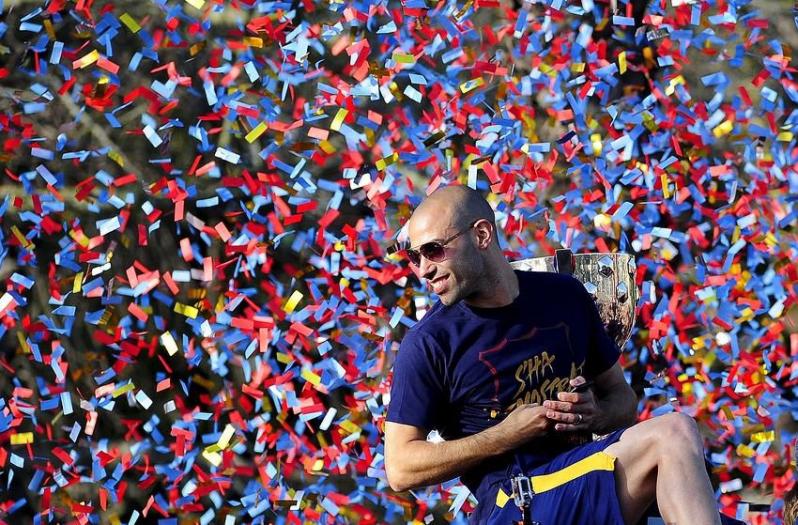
[474,219,493,249]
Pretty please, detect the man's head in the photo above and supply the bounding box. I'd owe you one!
[406,186,504,306]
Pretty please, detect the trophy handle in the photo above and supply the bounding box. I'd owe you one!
[511,250,638,348]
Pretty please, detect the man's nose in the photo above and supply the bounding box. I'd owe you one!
[418,256,435,279]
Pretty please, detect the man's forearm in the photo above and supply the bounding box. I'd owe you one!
[595,387,638,434]
[386,424,513,492]
[386,404,552,491]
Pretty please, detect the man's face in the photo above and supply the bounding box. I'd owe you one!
[407,211,484,306]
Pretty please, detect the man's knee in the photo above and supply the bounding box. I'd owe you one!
[653,412,703,455]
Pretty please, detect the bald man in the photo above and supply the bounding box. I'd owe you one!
[384,186,724,524]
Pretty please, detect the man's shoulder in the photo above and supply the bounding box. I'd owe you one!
[403,300,459,343]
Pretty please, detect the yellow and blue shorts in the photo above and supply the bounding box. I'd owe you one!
[474,429,626,525]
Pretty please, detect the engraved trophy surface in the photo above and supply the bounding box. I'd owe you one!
[510,250,638,348]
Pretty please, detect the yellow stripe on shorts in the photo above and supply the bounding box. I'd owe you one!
[496,452,616,508]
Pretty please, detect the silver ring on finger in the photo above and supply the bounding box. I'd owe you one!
[576,413,583,424]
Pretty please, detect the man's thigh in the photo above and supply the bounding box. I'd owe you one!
[602,415,663,471]
[603,414,687,522]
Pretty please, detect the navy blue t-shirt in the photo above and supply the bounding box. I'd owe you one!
[386,270,621,503]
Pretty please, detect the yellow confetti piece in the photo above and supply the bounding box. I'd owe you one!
[119,13,141,33]
[618,51,627,74]
[302,368,321,386]
[192,374,214,391]
[712,120,733,138]
[661,174,671,199]
[244,37,263,48]
[43,19,56,40]
[284,290,303,314]
[640,112,657,133]
[737,307,754,323]
[69,229,90,248]
[11,225,32,249]
[319,140,336,154]
[218,424,236,449]
[330,108,348,131]
[112,382,135,398]
[174,302,199,319]
[721,406,733,420]
[73,49,100,69]
[392,52,416,64]
[665,75,686,96]
[765,233,778,248]
[276,352,293,364]
[108,150,125,167]
[245,122,268,143]
[570,62,585,73]
[311,459,324,471]
[185,0,205,9]
[376,152,398,171]
[17,331,30,354]
[736,444,755,457]
[751,431,774,443]
[339,420,360,435]
[731,225,741,244]
[73,272,83,293]
[777,131,794,142]
[160,332,179,356]
[590,133,602,155]
[459,78,484,94]
[11,432,33,445]
[202,449,222,466]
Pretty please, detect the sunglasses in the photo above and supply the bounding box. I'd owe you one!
[405,222,477,266]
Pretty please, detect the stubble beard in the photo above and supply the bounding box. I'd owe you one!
[440,252,485,306]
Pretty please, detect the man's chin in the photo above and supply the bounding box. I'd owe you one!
[437,291,460,306]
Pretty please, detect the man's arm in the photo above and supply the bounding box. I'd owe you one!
[591,362,638,432]
[384,403,552,492]
[543,362,637,434]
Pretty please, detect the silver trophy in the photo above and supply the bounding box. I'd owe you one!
[510,249,637,348]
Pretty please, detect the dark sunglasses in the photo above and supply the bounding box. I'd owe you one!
[406,222,477,266]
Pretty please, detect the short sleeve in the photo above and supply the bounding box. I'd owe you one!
[386,331,448,431]
[576,279,621,377]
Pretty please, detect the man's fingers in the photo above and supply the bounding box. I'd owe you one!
[556,391,582,403]
[569,376,587,388]
[543,400,573,412]
[554,422,584,431]
[545,409,582,424]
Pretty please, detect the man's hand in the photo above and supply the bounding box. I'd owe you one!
[496,403,553,443]
[542,376,600,432]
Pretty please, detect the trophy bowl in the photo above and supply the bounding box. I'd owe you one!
[511,251,638,349]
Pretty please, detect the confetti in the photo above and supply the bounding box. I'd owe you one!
[0,0,796,523]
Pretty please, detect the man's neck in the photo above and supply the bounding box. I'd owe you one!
[464,264,519,309]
